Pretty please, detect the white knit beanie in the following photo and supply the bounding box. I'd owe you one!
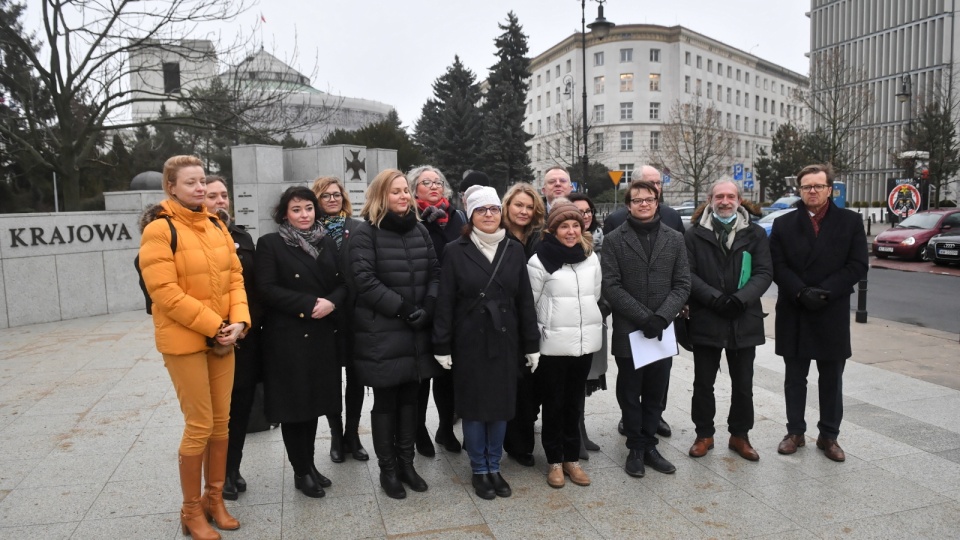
[466,186,501,217]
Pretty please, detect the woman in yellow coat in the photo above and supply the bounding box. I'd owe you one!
[139,155,250,540]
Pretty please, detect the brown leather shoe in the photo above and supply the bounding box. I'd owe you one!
[816,437,846,462]
[562,461,591,486]
[547,463,565,488]
[777,434,805,455]
[688,437,714,458]
[728,435,760,461]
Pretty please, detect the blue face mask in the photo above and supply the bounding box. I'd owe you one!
[712,211,736,224]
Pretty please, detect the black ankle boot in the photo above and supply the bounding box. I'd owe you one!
[223,470,239,501]
[294,472,325,498]
[415,424,435,457]
[328,416,345,463]
[435,427,462,453]
[397,405,428,492]
[343,431,369,461]
[371,412,406,499]
[580,414,600,452]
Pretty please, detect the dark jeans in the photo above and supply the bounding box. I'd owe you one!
[462,420,507,474]
[691,345,756,438]
[784,357,846,439]
[280,418,318,476]
[615,356,672,451]
[226,328,261,473]
[503,365,539,457]
[536,354,592,464]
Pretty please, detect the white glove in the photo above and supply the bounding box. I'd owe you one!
[525,352,540,373]
[435,354,452,370]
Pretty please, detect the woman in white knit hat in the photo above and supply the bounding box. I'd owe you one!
[432,186,540,500]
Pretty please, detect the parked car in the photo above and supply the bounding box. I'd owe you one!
[768,195,800,210]
[872,209,960,261]
[674,206,697,230]
[758,207,797,236]
[925,232,960,266]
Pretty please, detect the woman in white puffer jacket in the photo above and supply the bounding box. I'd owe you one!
[527,199,603,489]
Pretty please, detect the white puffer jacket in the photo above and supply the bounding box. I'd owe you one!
[528,252,604,357]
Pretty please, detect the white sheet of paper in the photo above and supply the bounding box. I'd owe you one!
[628,322,679,369]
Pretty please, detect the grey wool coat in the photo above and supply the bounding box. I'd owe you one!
[601,220,692,358]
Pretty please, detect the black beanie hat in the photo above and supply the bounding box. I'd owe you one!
[460,170,490,192]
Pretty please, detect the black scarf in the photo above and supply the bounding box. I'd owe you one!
[536,232,586,274]
[627,214,660,258]
[378,210,418,234]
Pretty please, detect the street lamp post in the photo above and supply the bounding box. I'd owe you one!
[563,75,576,164]
[581,0,614,191]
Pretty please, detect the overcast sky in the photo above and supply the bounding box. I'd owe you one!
[24,0,811,130]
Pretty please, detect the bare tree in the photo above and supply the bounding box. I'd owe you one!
[648,94,735,206]
[0,0,337,210]
[796,49,877,175]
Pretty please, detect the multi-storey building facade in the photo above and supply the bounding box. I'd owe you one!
[524,24,808,201]
[810,0,960,203]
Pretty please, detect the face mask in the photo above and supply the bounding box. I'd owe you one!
[712,211,737,224]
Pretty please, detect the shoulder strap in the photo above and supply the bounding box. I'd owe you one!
[463,245,507,315]
[163,216,178,254]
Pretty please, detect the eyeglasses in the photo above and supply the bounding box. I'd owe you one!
[474,206,502,216]
[799,184,830,193]
[630,197,658,206]
[319,192,343,201]
[580,209,593,216]
[419,180,444,188]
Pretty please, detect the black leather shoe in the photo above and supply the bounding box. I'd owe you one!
[435,428,462,453]
[508,452,535,467]
[309,464,332,488]
[223,470,239,500]
[487,472,511,497]
[294,473,325,498]
[624,449,645,478]
[618,418,626,436]
[234,471,247,492]
[397,462,428,492]
[330,430,345,463]
[472,474,496,500]
[343,432,370,461]
[643,448,676,474]
[416,425,436,457]
[657,419,672,438]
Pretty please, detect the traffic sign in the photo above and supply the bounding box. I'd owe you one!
[571,181,580,192]
[733,163,744,181]
[608,170,623,186]
[662,173,671,185]
[744,171,753,190]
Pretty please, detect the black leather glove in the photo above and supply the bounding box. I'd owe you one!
[711,294,729,314]
[640,315,668,340]
[717,295,745,319]
[798,287,830,311]
[406,308,429,329]
[397,301,417,319]
[420,205,446,224]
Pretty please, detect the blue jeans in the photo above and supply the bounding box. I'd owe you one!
[462,420,507,474]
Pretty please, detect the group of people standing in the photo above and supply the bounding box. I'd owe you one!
[139,155,866,538]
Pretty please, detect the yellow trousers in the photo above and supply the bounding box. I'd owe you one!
[163,349,235,455]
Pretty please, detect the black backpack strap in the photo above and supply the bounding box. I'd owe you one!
[164,216,178,254]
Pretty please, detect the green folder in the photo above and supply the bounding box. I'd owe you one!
[738,252,752,289]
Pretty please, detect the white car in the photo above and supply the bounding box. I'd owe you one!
[674,206,697,230]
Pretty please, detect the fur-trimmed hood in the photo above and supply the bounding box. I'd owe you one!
[690,199,763,224]
[138,203,167,233]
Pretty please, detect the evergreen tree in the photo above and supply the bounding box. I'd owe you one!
[324,110,424,171]
[413,56,483,192]
[480,12,533,193]
[902,101,960,208]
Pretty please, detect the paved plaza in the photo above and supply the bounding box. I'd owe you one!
[1,298,959,539]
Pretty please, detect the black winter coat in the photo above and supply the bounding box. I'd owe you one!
[684,211,773,349]
[422,210,467,261]
[601,222,691,357]
[255,232,346,422]
[433,236,540,421]
[348,217,442,388]
[229,223,262,387]
[770,201,868,361]
[334,216,364,367]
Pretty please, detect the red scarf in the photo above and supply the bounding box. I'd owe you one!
[808,203,829,236]
[417,198,450,225]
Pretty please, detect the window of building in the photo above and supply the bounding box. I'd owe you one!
[684,76,691,93]
[736,69,741,81]
[707,59,713,71]
[727,66,732,78]
[744,116,749,132]
[726,88,732,104]
[556,87,561,104]
[556,66,561,78]
[163,62,181,94]
[745,143,751,158]
[685,52,691,65]
[764,78,769,90]
[536,144,541,160]
[696,78,702,95]
[528,122,533,133]
[545,91,551,106]
[756,75,760,88]
[726,113,731,129]
[717,85,722,101]
[771,99,776,113]
[717,62,723,75]
[696,55,702,68]
[707,82,713,99]
[620,102,633,120]
[770,120,776,133]
[763,98,768,113]
[736,90,741,106]
[763,120,767,134]
[745,72,750,84]
[546,70,551,82]
[594,75,605,94]
[649,73,660,92]
[620,48,633,62]
[736,115,741,130]
[594,52,604,66]
[594,104,605,122]
[780,103,784,116]
[754,119,759,134]
[566,59,572,73]
[649,102,660,120]
[620,131,633,151]
[745,92,749,108]
[736,140,741,157]
[594,132,604,153]
[650,48,661,62]
[546,116,552,132]
[780,83,785,95]
[537,74,541,87]
[619,163,635,178]
[755,95,760,110]
[536,96,541,111]
[537,120,542,134]
[621,73,634,92]
[649,131,660,150]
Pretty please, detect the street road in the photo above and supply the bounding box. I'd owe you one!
[763,261,959,334]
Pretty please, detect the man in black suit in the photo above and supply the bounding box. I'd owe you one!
[769,164,868,462]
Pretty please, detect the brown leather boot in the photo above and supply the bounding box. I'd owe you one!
[816,437,846,462]
[201,439,240,530]
[728,434,760,461]
[777,433,805,455]
[688,437,714,458]
[179,453,220,540]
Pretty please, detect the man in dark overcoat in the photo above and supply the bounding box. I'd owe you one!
[685,180,772,461]
[769,164,868,462]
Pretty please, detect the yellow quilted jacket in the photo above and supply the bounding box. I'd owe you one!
[139,199,250,355]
